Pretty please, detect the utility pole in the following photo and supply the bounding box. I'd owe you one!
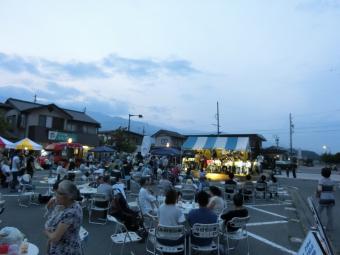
[274,135,280,148]
[289,113,294,156]
[34,94,37,103]
[216,101,221,135]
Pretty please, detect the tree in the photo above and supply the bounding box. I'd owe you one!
[111,127,137,153]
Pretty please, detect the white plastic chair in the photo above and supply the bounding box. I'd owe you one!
[181,189,196,202]
[223,216,250,255]
[153,225,187,255]
[79,226,89,254]
[255,183,267,200]
[107,215,142,255]
[225,184,237,201]
[190,223,220,255]
[88,193,110,224]
[243,183,255,204]
[18,184,38,207]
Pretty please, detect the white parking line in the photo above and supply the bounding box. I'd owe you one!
[248,231,297,255]
[251,202,292,207]
[245,205,288,219]
[247,220,288,227]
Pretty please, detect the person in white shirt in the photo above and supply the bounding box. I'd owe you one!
[138,178,157,215]
[112,177,126,199]
[207,186,226,215]
[1,158,11,187]
[97,175,113,200]
[56,161,67,180]
[158,189,185,226]
[10,152,21,191]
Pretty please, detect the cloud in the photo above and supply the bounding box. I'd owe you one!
[103,54,198,77]
[0,52,198,80]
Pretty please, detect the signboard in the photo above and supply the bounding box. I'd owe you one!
[48,131,77,142]
[298,231,325,255]
[141,136,151,157]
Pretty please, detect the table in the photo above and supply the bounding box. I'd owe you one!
[178,201,198,215]
[77,184,97,195]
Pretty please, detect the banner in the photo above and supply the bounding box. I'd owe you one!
[141,136,151,157]
[297,231,325,255]
[48,131,77,142]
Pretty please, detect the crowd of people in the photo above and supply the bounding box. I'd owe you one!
[0,148,337,254]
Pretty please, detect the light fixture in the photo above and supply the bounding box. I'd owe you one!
[68,138,73,144]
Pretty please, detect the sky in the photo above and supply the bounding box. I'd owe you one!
[0,0,340,153]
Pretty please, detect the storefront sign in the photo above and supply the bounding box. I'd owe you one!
[297,231,324,255]
[48,131,77,142]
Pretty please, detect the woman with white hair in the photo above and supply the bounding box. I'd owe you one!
[44,180,82,255]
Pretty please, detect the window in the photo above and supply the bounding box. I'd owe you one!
[52,117,64,130]
[6,115,16,128]
[46,116,52,128]
[66,122,76,131]
[20,114,26,128]
[38,115,46,127]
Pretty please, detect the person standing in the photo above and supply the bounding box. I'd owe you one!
[26,153,35,178]
[10,151,21,191]
[44,180,82,255]
[316,167,336,231]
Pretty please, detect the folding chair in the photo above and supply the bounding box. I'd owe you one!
[243,183,255,204]
[18,184,38,207]
[107,215,142,255]
[267,183,279,200]
[225,184,238,201]
[181,189,196,202]
[255,183,267,200]
[79,226,89,254]
[222,216,250,255]
[88,193,110,224]
[190,223,220,255]
[152,225,187,255]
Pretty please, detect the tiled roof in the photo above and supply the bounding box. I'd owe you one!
[5,98,100,126]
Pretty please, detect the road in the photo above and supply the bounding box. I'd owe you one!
[0,168,326,255]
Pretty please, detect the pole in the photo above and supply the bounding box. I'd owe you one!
[128,114,131,132]
[289,113,294,155]
[217,101,220,135]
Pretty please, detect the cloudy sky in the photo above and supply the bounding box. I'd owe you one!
[0,0,340,153]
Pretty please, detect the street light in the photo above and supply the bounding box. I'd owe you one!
[128,114,143,132]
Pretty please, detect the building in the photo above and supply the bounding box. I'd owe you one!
[152,129,187,149]
[98,129,144,151]
[2,98,101,146]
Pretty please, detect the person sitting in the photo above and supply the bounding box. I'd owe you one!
[221,193,248,233]
[188,191,218,246]
[157,189,186,248]
[158,173,173,195]
[56,162,67,181]
[225,172,237,186]
[183,179,198,191]
[256,175,267,199]
[207,186,226,215]
[19,173,34,192]
[138,178,157,215]
[242,174,254,200]
[97,175,113,200]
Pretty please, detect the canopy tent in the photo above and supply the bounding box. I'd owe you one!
[89,146,115,153]
[14,138,42,151]
[45,142,82,151]
[0,136,15,149]
[182,136,249,151]
[150,147,181,156]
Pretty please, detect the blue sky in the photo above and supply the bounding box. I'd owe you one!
[0,0,340,153]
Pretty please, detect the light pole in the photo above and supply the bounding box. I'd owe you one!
[128,114,143,132]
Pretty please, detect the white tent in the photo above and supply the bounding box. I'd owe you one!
[14,138,43,151]
[0,136,15,149]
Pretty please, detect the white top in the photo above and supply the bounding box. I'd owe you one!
[112,183,126,199]
[1,164,10,174]
[56,166,67,179]
[138,187,156,214]
[209,196,225,215]
[158,204,185,226]
[11,156,20,172]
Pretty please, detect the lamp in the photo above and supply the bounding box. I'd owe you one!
[68,138,73,144]
[128,114,143,132]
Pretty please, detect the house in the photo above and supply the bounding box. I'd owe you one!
[3,98,101,146]
[152,129,187,149]
[98,129,144,150]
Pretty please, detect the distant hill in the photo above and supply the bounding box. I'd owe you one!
[87,111,167,135]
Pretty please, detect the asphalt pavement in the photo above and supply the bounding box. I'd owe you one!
[0,169,322,255]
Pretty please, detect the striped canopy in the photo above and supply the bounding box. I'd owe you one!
[182,136,249,151]
[0,136,15,149]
